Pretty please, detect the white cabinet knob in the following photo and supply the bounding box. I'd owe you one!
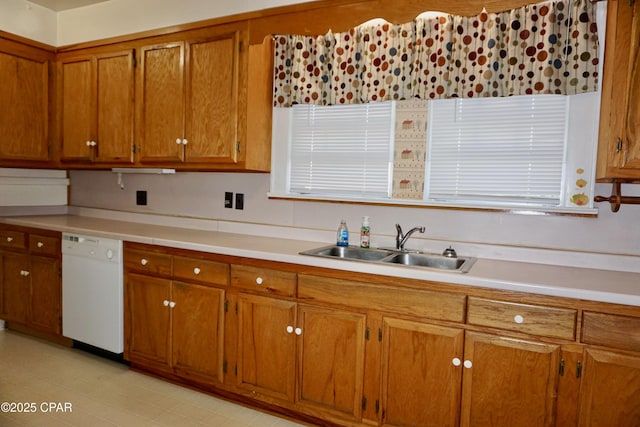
[514,314,524,324]
[255,277,263,285]
[140,258,148,266]
[452,357,462,367]
[295,327,302,335]
[7,237,13,242]
[286,325,294,334]
[92,141,97,147]
[37,241,44,248]
[176,138,182,144]
[21,270,30,277]
[169,301,176,308]
[163,300,170,307]
[193,267,201,275]
[182,138,188,145]
[463,360,473,369]
[86,141,92,146]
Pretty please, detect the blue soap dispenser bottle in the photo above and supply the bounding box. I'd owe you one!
[336,220,349,246]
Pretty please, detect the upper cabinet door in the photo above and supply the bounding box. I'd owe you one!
[0,52,49,162]
[185,33,239,164]
[60,51,135,164]
[60,56,94,162]
[93,51,135,163]
[597,0,640,180]
[137,42,186,163]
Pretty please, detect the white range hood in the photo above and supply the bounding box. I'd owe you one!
[0,168,69,206]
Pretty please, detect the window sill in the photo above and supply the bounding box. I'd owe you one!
[267,193,599,217]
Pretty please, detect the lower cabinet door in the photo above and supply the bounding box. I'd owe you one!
[297,304,366,420]
[460,332,560,427]
[171,281,225,382]
[126,273,171,365]
[29,256,61,334]
[1,252,30,323]
[380,317,464,427]
[578,348,640,427]
[236,293,297,401]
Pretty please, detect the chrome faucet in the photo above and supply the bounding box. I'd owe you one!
[395,224,426,251]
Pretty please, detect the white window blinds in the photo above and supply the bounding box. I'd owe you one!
[426,96,569,206]
[289,103,394,197]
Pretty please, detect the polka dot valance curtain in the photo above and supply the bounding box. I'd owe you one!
[272,0,600,107]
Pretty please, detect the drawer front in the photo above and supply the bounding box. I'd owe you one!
[467,297,576,340]
[174,256,229,286]
[582,311,640,352]
[29,234,60,256]
[231,265,296,297]
[298,274,466,323]
[124,248,172,276]
[0,230,26,250]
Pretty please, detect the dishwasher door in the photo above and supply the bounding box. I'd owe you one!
[62,234,124,354]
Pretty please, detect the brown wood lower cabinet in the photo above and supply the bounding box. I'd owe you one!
[459,332,560,427]
[380,318,464,426]
[121,243,640,427]
[578,348,640,427]
[126,273,225,382]
[0,226,61,337]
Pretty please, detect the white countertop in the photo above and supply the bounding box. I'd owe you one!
[3,214,640,306]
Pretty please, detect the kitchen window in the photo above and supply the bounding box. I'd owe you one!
[269,91,600,214]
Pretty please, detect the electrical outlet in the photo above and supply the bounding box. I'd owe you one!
[235,193,244,210]
[136,190,147,206]
[224,192,233,208]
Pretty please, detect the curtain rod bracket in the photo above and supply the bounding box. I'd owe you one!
[594,180,640,212]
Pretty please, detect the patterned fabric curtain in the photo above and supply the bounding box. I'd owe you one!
[273,0,599,107]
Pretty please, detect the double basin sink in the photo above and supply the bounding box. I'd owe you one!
[300,245,476,273]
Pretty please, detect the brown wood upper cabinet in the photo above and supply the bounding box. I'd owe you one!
[0,47,51,164]
[60,51,135,164]
[597,0,640,181]
[136,27,242,165]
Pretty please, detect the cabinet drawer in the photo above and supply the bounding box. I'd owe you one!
[582,311,640,352]
[124,248,172,276]
[174,256,229,286]
[0,230,26,250]
[467,297,576,340]
[231,265,296,297]
[29,234,60,256]
[298,274,466,323]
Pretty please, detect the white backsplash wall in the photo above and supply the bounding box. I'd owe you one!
[69,170,640,261]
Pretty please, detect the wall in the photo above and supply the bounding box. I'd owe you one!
[69,170,640,272]
[0,0,56,45]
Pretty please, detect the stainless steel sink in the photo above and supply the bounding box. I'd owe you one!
[299,245,394,261]
[382,252,475,273]
[299,245,476,273]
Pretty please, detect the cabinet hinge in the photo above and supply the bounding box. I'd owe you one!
[132,48,137,68]
[616,137,624,153]
[236,141,241,153]
[365,326,370,340]
[58,268,62,277]
[223,360,227,373]
[235,303,239,315]
[378,327,383,341]
[375,399,380,414]
[630,0,636,8]
[576,361,583,378]
[234,364,238,376]
[361,397,367,411]
[239,41,243,52]
[132,145,137,154]
[224,300,228,313]
[559,359,565,376]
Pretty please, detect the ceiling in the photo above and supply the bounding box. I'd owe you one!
[28,0,110,11]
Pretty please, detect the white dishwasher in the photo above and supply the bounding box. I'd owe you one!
[62,233,124,354]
